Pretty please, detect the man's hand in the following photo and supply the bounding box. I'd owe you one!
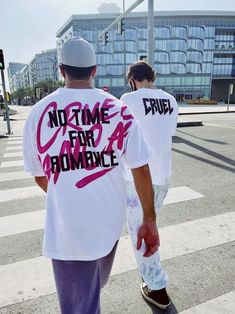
[137,220,160,257]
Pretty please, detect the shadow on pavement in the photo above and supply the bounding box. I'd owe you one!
[146,299,178,313]
[177,129,228,145]
[173,136,235,169]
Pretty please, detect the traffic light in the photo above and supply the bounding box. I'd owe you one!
[0,49,5,70]
[101,32,109,46]
[117,19,125,35]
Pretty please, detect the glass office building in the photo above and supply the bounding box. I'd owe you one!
[29,49,58,87]
[56,11,235,101]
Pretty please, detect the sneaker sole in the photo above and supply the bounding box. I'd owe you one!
[140,283,171,310]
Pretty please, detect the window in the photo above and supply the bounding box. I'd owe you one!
[97,54,113,65]
[106,65,124,76]
[125,29,137,40]
[98,78,111,87]
[154,52,169,63]
[113,54,123,64]
[187,51,203,63]
[139,40,147,51]
[203,51,213,62]
[171,64,186,74]
[155,64,170,75]
[202,63,212,73]
[188,26,204,39]
[112,78,124,87]
[204,39,214,50]
[171,27,187,39]
[155,27,170,39]
[170,52,187,63]
[187,63,201,74]
[138,28,147,39]
[205,27,215,38]
[126,41,137,53]
[126,53,137,64]
[97,66,106,76]
[188,39,204,51]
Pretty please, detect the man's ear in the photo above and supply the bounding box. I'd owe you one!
[91,65,97,78]
[59,64,65,78]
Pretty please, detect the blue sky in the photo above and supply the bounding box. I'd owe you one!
[1,0,235,75]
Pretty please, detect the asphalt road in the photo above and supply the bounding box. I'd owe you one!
[0,107,234,314]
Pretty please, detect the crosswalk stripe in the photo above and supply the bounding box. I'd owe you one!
[3,152,23,158]
[0,186,44,203]
[163,186,203,205]
[0,211,234,308]
[0,160,23,168]
[179,291,235,314]
[0,210,45,238]
[7,137,22,141]
[0,171,30,182]
[0,184,203,206]
[6,140,23,145]
[5,146,22,151]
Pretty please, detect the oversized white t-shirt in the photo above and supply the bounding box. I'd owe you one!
[121,88,178,185]
[23,87,151,261]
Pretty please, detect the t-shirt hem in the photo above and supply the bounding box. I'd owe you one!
[25,169,45,176]
[43,244,119,261]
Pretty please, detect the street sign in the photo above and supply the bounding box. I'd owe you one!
[0,49,5,70]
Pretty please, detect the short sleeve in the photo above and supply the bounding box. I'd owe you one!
[23,116,45,177]
[171,98,179,136]
[124,118,153,169]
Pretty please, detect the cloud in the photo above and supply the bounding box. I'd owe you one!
[97,2,121,13]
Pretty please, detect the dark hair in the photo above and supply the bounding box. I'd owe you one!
[127,61,156,82]
[62,64,95,80]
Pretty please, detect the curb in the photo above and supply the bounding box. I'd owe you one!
[179,110,235,116]
[177,121,203,128]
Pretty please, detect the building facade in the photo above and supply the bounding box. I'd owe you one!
[56,11,235,101]
[29,48,58,87]
[8,49,59,94]
[7,62,26,80]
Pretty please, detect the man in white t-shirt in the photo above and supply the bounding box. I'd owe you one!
[120,61,178,310]
[23,39,160,314]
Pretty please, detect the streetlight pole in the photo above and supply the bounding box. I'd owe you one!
[147,0,154,67]
[0,69,11,134]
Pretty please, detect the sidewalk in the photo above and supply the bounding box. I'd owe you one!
[178,103,235,115]
[0,106,31,137]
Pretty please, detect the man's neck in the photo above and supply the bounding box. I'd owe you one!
[65,79,93,89]
[136,80,155,90]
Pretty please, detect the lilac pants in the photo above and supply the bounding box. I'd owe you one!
[52,241,118,314]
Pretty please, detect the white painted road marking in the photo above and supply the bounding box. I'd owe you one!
[3,152,23,158]
[180,291,235,314]
[5,146,22,151]
[163,186,203,205]
[0,160,23,168]
[0,171,30,182]
[7,137,22,141]
[0,211,234,307]
[0,186,44,203]
[0,210,45,238]
[6,140,23,145]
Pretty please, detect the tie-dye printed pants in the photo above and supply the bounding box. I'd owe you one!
[126,179,169,290]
